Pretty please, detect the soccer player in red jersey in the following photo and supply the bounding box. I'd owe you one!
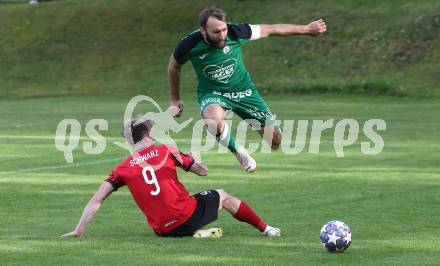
[62,118,280,238]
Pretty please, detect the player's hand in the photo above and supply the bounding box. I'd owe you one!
[306,19,327,36]
[170,100,184,117]
[61,230,83,238]
[197,162,208,172]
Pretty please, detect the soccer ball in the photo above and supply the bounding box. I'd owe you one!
[320,220,352,252]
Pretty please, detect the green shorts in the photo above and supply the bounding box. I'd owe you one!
[197,87,276,126]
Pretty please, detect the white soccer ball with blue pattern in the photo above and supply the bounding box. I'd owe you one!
[320,220,352,252]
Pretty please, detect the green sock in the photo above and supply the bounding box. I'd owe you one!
[217,123,238,153]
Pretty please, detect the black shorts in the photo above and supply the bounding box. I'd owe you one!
[156,190,220,237]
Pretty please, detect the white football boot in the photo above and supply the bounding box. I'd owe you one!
[262,225,281,237]
[235,146,257,173]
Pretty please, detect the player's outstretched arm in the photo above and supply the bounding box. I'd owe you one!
[181,151,208,176]
[259,19,327,38]
[61,182,114,237]
[168,54,184,117]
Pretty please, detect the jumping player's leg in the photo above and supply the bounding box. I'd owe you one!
[216,189,281,237]
[230,88,282,150]
[259,125,282,150]
[202,104,256,172]
[202,104,238,153]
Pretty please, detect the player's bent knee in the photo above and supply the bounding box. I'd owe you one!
[272,130,282,149]
[203,118,224,135]
[215,189,227,210]
[202,105,224,120]
[216,189,231,201]
[221,194,235,210]
[216,189,226,200]
[272,138,281,150]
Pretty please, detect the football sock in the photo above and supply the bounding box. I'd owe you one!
[233,201,267,232]
[216,122,238,153]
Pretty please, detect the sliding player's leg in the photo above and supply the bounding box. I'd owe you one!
[216,189,281,237]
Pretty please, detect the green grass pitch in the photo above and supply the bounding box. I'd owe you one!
[1,0,440,264]
[1,94,439,265]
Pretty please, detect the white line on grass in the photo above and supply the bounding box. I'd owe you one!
[0,135,190,141]
[0,157,124,174]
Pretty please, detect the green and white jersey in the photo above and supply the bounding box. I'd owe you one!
[173,23,261,94]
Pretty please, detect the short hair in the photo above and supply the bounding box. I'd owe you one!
[122,117,154,145]
[198,7,226,27]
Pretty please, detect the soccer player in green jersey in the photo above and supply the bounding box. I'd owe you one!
[168,7,326,172]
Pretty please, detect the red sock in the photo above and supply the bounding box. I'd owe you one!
[233,201,267,232]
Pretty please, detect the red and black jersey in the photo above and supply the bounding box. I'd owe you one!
[106,144,196,233]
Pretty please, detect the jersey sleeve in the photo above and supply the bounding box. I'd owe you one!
[169,147,195,172]
[172,31,204,65]
[105,168,126,191]
[228,23,260,45]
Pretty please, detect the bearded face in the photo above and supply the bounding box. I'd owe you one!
[201,17,228,48]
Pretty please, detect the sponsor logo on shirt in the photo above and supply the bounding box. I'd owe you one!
[202,58,237,84]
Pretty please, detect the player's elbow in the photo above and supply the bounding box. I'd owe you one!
[259,24,272,38]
